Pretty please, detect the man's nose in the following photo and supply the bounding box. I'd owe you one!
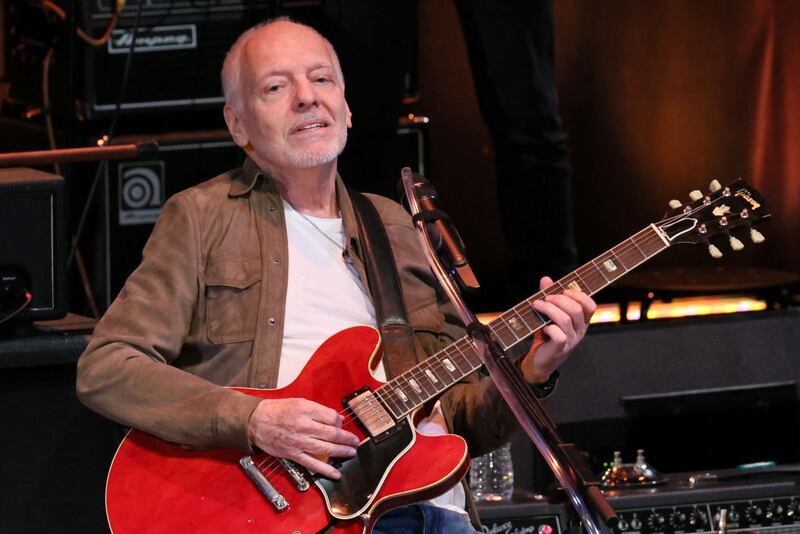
[293,79,318,110]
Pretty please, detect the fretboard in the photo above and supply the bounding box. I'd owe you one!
[373,224,670,420]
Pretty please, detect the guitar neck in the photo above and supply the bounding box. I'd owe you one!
[374,224,671,420]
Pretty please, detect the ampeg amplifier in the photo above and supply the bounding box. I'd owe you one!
[96,130,244,308]
[79,1,323,117]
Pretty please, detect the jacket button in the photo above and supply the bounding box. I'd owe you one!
[268,318,276,325]
[272,257,280,264]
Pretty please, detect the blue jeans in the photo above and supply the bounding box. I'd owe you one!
[372,504,479,534]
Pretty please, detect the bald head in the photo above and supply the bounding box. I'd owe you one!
[221,18,344,111]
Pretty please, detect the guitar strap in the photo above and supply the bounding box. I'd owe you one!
[349,190,419,379]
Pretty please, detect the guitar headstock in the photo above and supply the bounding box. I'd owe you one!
[657,179,770,257]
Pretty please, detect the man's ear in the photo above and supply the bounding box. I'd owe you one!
[345,101,353,129]
[224,104,250,148]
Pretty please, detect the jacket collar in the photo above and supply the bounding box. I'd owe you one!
[228,157,261,197]
[229,156,364,263]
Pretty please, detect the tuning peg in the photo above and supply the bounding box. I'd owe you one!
[708,244,723,258]
[668,199,682,209]
[729,236,744,251]
[750,228,765,243]
[709,180,722,192]
[689,190,704,201]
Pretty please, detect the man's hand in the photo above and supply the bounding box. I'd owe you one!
[247,398,360,480]
[520,276,597,384]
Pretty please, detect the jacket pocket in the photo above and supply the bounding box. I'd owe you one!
[206,259,262,344]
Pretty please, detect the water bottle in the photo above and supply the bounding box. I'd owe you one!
[469,442,514,501]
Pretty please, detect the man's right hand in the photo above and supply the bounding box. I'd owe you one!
[247,398,360,480]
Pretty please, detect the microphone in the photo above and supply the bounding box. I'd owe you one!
[405,170,480,290]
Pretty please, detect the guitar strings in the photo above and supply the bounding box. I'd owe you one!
[254,228,674,477]
[252,199,732,480]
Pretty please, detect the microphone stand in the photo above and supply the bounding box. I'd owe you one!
[400,168,617,533]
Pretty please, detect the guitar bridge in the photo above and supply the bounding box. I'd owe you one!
[344,388,396,441]
[279,458,310,491]
[239,456,288,512]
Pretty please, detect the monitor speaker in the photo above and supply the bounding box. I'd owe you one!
[0,168,67,321]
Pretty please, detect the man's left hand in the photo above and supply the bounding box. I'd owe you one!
[519,276,596,384]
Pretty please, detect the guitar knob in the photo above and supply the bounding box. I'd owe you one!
[689,190,704,201]
[709,179,722,192]
[729,236,744,251]
[668,199,683,209]
[708,244,723,258]
[750,228,765,243]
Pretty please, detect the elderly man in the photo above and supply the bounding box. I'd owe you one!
[77,18,595,533]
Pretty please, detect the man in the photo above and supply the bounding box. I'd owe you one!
[77,19,595,533]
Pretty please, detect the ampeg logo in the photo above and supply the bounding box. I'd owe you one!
[108,25,197,54]
[118,161,165,226]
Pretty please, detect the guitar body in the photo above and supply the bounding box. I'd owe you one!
[106,326,470,534]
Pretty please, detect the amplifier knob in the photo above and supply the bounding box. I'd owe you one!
[745,504,763,524]
[727,510,740,523]
[669,511,687,529]
[787,499,798,519]
[630,517,643,531]
[647,513,666,531]
[616,519,629,531]
[689,509,708,528]
[765,502,783,522]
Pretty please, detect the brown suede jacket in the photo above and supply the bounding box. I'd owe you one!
[76,158,520,516]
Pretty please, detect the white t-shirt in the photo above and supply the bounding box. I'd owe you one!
[278,201,466,514]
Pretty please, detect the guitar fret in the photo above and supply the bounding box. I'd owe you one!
[449,345,472,375]
[516,304,545,331]
[490,318,518,349]
[392,376,418,409]
[379,383,406,419]
[409,366,436,397]
[575,264,606,294]
[594,252,625,282]
[614,238,646,269]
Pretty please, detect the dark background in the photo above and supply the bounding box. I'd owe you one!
[1,1,799,532]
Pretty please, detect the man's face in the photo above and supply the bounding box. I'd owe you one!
[224,22,351,174]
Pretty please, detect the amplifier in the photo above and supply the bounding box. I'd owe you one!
[0,168,67,321]
[604,467,800,533]
[476,466,800,534]
[79,1,323,117]
[96,130,244,308]
[477,499,566,534]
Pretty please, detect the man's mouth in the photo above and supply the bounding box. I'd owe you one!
[292,120,329,134]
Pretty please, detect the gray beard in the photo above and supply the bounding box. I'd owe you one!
[288,129,347,169]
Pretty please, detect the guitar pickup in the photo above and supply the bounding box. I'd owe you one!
[279,458,310,492]
[239,456,288,512]
[344,388,396,439]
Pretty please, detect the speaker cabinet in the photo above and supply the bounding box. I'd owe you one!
[96,131,244,308]
[0,168,67,321]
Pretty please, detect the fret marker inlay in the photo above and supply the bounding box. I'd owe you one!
[567,281,582,291]
[509,317,524,332]
[395,388,409,402]
[603,259,618,272]
[408,379,422,394]
[425,369,439,383]
[442,359,456,372]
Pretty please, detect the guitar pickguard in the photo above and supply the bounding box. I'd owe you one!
[317,418,415,519]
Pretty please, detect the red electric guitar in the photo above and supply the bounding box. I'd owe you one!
[105,180,768,533]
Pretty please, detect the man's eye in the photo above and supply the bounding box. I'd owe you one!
[315,77,332,84]
[268,85,281,93]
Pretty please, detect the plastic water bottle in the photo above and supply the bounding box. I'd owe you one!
[469,442,514,501]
